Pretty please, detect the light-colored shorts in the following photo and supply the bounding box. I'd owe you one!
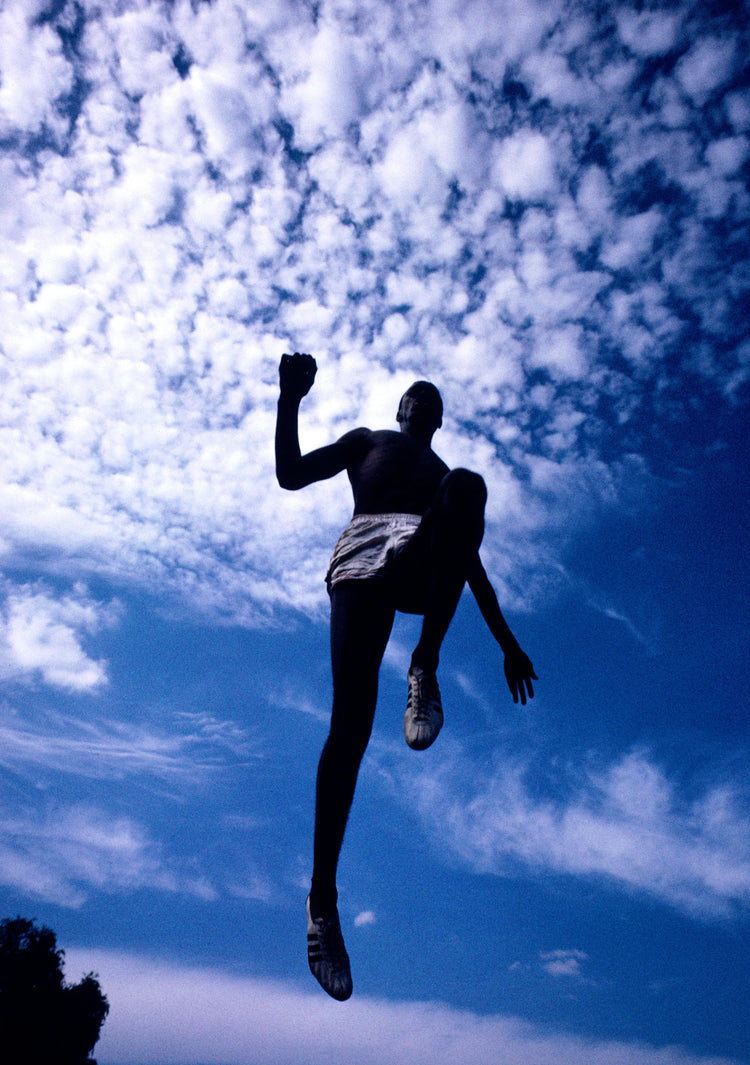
[326,513,422,594]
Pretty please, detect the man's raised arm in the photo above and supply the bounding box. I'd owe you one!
[276,352,318,489]
[275,352,368,490]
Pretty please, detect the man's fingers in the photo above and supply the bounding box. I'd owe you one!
[280,351,314,363]
[279,353,317,393]
[507,669,535,705]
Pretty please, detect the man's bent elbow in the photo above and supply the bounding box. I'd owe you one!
[276,470,303,491]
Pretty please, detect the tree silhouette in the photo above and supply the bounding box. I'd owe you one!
[0,917,109,1065]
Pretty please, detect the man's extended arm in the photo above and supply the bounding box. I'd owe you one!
[275,352,368,490]
[467,555,537,705]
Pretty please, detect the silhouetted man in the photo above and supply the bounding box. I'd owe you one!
[276,352,536,1001]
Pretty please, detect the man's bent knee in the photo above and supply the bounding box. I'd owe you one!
[436,468,487,512]
[424,468,486,559]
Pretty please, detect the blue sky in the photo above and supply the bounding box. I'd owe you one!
[0,0,748,1062]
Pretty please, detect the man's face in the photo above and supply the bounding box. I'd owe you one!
[397,382,443,437]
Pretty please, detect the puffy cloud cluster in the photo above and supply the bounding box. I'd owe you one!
[0,0,747,620]
[0,581,118,691]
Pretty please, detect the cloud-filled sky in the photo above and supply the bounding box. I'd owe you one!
[0,0,748,1062]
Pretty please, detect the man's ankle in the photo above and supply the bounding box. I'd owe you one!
[309,889,338,920]
[410,652,438,675]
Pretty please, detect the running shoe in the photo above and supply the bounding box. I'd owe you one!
[306,896,353,1001]
[404,665,443,750]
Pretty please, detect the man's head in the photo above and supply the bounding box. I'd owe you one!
[396,381,443,441]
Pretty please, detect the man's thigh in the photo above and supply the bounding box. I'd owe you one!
[386,522,431,615]
[330,580,397,687]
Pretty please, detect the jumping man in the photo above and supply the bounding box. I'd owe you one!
[275,352,537,1001]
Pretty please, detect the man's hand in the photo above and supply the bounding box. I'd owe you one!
[279,352,317,401]
[503,645,537,705]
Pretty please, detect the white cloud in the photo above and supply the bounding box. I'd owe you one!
[0,702,258,784]
[189,61,277,173]
[63,947,744,1065]
[528,324,587,379]
[0,3,73,138]
[540,948,589,979]
[0,804,216,907]
[616,10,681,58]
[0,693,265,907]
[391,746,750,919]
[282,20,366,149]
[706,135,749,177]
[576,164,614,227]
[492,130,557,201]
[601,208,663,271]
[675,37,736,107]
[0,583,118,692]
[521,49,590,108]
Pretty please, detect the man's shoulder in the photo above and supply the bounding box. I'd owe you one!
[367,429,424,456]
[334,426,376,461]
[337,426,376,446]
[369,429,402,444]
[341,427,402,451]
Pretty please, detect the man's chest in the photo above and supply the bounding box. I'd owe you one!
[352,434,447,512]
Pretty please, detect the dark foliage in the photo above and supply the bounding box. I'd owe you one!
[0,917,109,1065]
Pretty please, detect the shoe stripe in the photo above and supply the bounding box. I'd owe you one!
[306,901,353,999]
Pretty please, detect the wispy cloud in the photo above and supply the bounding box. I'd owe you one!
[553,563,660,650]
[0,702,259,783]
[0,804,216,907]
[64,947,746,1065]
[269,682,331,724]
[0,692,264,906]
[387,744,750,919]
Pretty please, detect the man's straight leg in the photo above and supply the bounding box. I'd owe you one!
[310,580,395,916]
[307,580,394,1001]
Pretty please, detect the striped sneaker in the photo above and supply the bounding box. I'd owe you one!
[306,896,353,1001]
[404,665,443,750]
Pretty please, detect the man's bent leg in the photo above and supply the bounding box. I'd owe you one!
[397,470,486,750]
[310,581,395,917]
[410,467,487,674]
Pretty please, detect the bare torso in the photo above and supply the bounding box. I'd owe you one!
[341,428,450,516]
